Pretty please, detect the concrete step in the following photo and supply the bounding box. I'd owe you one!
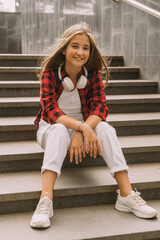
[1,113,160,142]
[104,67,140,79]
[0,116,37,142]
[0,79,158,97]
[0,67,39,80]
[0,97,40,116]
[0,54,124,67]
[0,81,40,97]
[0,134,160,172]
[0,54,42,67]
[0,200,159,240]
[0,54,43,67]
[106,80,158,95]
[104,56,124,67]
[107,94,160,113]
[1,94,160,116]
[0,66,139,80]
[0,163,160,214]
[108,112,160,135]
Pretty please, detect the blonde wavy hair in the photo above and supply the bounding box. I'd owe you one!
[39,22,109,86]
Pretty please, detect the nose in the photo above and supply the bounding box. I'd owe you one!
[77,48,83,55]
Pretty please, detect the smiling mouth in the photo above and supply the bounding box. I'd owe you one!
[74,57,84,61]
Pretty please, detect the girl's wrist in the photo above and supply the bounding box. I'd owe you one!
[79,122,89,132]
[78,122,84,131]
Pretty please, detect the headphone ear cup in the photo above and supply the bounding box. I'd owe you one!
[62,77,74,91]
[76,75,87,89]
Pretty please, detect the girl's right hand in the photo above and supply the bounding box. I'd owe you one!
[80,123,101,158]
[70,131,85,164]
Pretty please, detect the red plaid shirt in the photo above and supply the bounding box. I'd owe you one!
[34,67,109,126]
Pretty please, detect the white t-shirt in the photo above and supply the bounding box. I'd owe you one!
[57,88,84,122]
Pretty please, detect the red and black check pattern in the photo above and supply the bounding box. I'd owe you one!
[34,68,109,126]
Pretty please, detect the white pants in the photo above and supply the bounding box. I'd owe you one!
[37,120,129,177]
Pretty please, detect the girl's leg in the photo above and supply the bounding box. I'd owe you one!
[94,122,129,178]
[94,122,132,194]
[114,170,132,197]
[40,123,71,198]
[41,123,71,177]
[94,122,157,218]
[30,123,71,228]
[41,170,57,200]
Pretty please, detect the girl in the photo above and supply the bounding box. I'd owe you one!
[30,22,157,228]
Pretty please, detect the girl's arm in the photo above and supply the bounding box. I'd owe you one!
[79,115,102,158]
[76,72,108,158]
[56,115,102,163]
[69,131,85,164]
[55,110,102,130]
[55,115,83,131]
[56,115,85,164]
[40,70,65,124]
[84,114,102,129]
[87,72,109,121]
[68,115,102,164]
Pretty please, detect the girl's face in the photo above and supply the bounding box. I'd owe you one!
[63,33,90,71]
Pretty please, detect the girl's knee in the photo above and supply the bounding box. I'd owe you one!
[48,123,68,136]
[47,123,70,146]
[95,121,116,136]
[37,122,69,149]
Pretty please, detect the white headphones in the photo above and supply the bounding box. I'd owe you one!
[58,65,88,91]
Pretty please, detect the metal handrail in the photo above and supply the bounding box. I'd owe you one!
[113,0,160,19]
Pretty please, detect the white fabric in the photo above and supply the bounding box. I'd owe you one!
[37,88,128,177]
[57,88,83,122]
[37,121,128,177]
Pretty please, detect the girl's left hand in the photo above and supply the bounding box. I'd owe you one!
[70,131,85,164]
[79,122,101,158]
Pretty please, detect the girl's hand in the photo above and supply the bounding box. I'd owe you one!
[80,123,101,158]
[70,131,85,164]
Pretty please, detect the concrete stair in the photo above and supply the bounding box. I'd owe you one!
[0,66,140,80]
[1,94,160,117]
[0,54,124,67]
[0,201,159,240]
[0,79,158,97]
[0,54,160,239]
[0,135,160,173]
[1,113,160,142]
[0,163,160,214]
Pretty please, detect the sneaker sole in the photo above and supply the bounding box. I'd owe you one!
[30,221,50,228]
[115,202,157,219]
[30,210,54,228]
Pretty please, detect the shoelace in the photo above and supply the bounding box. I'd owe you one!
[35,196,51,215]
[130,190,146,206]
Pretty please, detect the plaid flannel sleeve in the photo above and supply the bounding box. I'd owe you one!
[40,70,65,124]
[89,72,109,121]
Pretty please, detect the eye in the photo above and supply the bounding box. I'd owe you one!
[84,47,89,50]
[72,45,78,48]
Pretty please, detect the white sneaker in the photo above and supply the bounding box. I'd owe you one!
[115,189,157,219]
[30,192,54,228]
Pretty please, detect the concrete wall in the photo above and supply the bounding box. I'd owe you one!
[107,0,160,88]
[20,0,160,89]
[21,0,103,54]
[0,12,21,53]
